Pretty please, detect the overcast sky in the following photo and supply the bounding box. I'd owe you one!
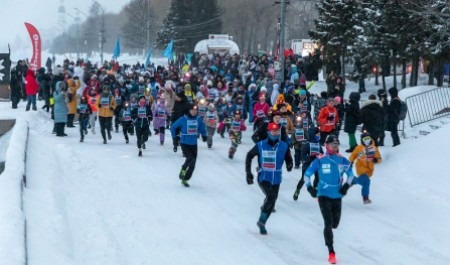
[0,0,130,54]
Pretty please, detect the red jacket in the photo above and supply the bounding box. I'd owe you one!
[25,69,39,96]
[318,105,339,133]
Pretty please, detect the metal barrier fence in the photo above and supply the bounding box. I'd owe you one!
[405,87,450,127]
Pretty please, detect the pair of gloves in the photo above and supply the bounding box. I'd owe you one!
[307,183,350,198]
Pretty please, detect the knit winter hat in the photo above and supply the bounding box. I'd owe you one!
[267,122,280,131]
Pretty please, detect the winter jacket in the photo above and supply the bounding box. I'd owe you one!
[96,93,117,117]
[170,114,207,146]
[343,92,361,134]
[304,152,354,199]
[131,105,153,128]
[318,106,339,133]
[360,100,384,135]
[245,138,293,185]
[252,102,270,122]
[25,69,39,96]
[53,81,69,123]
[301,127,324,166]
[77,102,92,121]
[204,110,219,128]
[152,102,169,129]
[348,142,382,177]
[67,79,81,114]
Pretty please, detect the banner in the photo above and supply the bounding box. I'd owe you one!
[112,37,121,59]
[24,22,41,71]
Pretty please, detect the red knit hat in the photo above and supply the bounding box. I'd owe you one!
[267,122,280,131]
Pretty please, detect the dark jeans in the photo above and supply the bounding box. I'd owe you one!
[318,197,342,251]
[180,144,198,181]
[79,118,89,139]
[258,181,280,216]
[99,116,112,141]
[135,125,149,148]
[388,121,400,146]
[26,95,37,109]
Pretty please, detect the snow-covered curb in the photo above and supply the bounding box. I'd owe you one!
[0,118,27,265]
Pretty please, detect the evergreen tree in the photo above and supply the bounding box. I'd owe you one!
[157,0,222,53]
[309,0,359,76]
[122,0,157,52]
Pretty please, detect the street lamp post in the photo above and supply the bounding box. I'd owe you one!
[92,0,105,65]
[74,8,89,59]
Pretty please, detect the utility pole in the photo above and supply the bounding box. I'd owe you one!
[275,1,289,84]
[146,0,150,54]
[92,0,105,65]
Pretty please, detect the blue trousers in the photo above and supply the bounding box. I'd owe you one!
[352,174,371,197]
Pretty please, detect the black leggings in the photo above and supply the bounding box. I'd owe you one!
[180,144,198,181]
[318,197,342,251]
[258,181,280,217]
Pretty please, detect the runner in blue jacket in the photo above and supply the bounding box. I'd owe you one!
[304,134,354,264]
[171,104,207,187]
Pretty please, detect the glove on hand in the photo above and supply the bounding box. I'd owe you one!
[307,186,317,198]
[246,172,254,185]
[110,107,115,111]
[339,183,350,196]
[372,158,378,163]
[202,135,207,142]
[287,162,293,172]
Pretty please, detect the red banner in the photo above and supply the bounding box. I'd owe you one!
[24,22,41,71]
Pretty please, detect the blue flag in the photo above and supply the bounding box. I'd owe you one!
[113,37,121,59]
[162,39,174,61]
[144,48,152,70]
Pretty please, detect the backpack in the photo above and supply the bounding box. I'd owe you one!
[399,100,408,120]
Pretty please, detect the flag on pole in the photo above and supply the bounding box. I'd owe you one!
[162,39,174,61]
[144,48,152,70]
[113,37,121,59]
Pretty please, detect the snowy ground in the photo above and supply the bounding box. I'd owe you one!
[1,77,450,265]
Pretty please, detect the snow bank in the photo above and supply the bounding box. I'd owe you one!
[0,118,27,265]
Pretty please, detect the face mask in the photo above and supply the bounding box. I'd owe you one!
[314,135,320,142]
[363,138,372,146]
[268,132,280,142]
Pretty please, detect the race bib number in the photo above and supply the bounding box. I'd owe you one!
[100,97,109,107]
[115,96,122,105]
[261,150,276,171]
[198,106,206,116]
[138,107,147,118]
[187,120,198,135]
[256,110,265,118]
[310,142,320,156]
[78,104,87,114]
[365,146,376,159]
[302,119,309,130]
[89,97,96,105]
[231,121,241,132]
[321,163,331,174]
[206,113,216,123]
[123,111,132,121]
[157,108,166,118]
[294,128,304,141]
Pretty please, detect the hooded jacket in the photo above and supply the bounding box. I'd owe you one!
[348,137,382,177]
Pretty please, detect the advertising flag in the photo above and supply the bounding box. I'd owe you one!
[24,22,41,70]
